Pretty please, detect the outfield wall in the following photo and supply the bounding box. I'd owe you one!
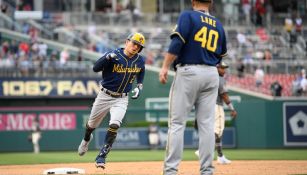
[1,70,307,152]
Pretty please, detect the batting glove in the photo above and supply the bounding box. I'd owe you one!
[131,84,143,99]
[106,53,118,60]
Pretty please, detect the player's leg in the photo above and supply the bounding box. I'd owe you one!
[214,105,223,157]
[195,66,219,174]
[32,133,40,154]
[163,67,196,175]
[78,91,111,156]
[215,106,230,164]
[194,119,200,157]
[95,96,128,168]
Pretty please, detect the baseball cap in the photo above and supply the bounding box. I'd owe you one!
[217,61,229,68]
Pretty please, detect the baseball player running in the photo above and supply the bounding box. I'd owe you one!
[78,32,146,169]
[195,61,237,164]
[159,0,228,174]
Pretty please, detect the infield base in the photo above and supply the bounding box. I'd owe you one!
[43,167,85,174]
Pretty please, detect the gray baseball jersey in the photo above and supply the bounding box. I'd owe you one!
[216,76,228,106]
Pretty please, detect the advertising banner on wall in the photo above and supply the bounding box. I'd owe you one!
[145,96,241,122]
[95,127,236,149]
[0,78,100,98]
[0,106,89,131]
[283,102,307,146]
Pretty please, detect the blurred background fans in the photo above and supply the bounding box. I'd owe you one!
[1,0,307,153]
[1,0,307,96]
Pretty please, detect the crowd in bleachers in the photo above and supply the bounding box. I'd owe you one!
[1,0,307,97]
[2,24,307,96]
[0,39,93,78]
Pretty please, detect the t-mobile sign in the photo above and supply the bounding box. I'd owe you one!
[0,112,76,131]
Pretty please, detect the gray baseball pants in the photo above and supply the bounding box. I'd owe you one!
[87,90,128,129]
[163,65,219,175]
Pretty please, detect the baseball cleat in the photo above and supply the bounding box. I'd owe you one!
[95,155,106,169]
[194,150,199,158]
[78,134,93,156]
[217,155,231,164]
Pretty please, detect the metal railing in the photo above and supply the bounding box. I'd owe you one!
[226,59,307,75]
[0,60,96,78]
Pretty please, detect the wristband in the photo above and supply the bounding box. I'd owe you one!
[228,103,235,111]
[137,84,143,90]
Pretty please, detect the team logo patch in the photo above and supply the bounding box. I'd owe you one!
[283,102,307,146]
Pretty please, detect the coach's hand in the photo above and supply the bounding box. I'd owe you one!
[159,68,168,84]
[106,53,118,60]
[230,110,237,119]
[131,84,143,99]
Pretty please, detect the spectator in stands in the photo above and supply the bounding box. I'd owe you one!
[38,42,48,58]
[263,49,272,73]
[284,14,293,34]
[255,0,266,26]
[22,23,30,34]
[1,41,9,55]
[236,31,252,52]
[29,27,38,43]
[292,69,306,96]
[9,41,18,55]
[241,0,251,25]
[236,58,245,78]
[265,0,273,29]
[33,55,43,77]
[47,51,58,75]
[87,23,97,36]
[60,48,69,65]
[300,74,307,96]
[223,1,234,25]
[236,31,247,49]
[270,81,282,97]
[295,14,303,35]
[243,49,254,73]
[19,42,30,55]
[77,48,83,62]
[18,52,30,77]
[254,65,264,88]
[132,7,143,25]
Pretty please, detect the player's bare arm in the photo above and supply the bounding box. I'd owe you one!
[221,92,237,119]
[159,53,177,84]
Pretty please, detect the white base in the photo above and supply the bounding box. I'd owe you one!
[43,167,85,174]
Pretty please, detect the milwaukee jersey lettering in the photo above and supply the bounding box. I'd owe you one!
[93,48,145,93]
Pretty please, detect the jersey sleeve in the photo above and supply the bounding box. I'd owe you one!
[93,52,111,72]
[219,77,228,95]
[170,11,191,43]
[220,27,228,58]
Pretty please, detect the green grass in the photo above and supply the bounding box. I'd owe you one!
[0,149,307,165]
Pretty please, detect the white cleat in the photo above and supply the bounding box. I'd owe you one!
[217,155,231,164]
[194,150,200,158]
[78,134,93,156]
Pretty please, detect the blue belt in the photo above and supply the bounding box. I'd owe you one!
[178,63,214,67]
[101,87,128,98]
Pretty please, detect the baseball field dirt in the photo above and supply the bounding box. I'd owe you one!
[1,160,307,175]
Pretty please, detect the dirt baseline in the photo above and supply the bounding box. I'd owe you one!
[1,160,307,175]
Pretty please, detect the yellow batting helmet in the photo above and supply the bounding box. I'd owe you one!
[127,32,146,48]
